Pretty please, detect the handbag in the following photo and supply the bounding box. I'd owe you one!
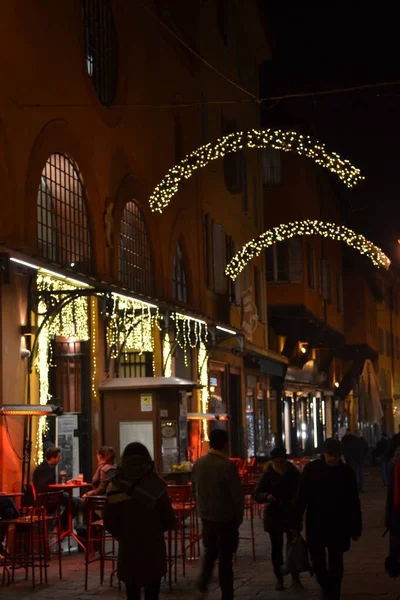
[281,533,312,575]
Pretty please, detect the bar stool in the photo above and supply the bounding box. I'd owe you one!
[166,484,199,580]
[3,508,48,587]
[35,490,64,579]
[84,495,117,590]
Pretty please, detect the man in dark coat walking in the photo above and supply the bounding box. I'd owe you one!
[294,438,362,600]
[192,429,244,600]
[254,447,302,591]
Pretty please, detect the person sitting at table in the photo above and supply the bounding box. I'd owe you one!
[32,446,84,532]
[84,446,117,498]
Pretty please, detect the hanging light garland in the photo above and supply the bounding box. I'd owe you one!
[34,274,90,464]
[163,332,173,377]
[107,293,160,360]
[198,342,210,442]
[171,312,209,367]
[149,129,364,213]
[225,220,390,280]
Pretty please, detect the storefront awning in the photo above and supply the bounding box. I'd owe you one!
[99,377,202,391]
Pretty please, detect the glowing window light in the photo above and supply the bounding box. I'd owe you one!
[312,399,318,449]
[149,129,364,213]
[225,220,390,280]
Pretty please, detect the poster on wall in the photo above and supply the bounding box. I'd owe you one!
[141,394,153,412]
[57,414,79,481]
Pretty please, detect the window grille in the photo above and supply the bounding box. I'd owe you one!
[37,153,92,273]
[173,243,188,303]
[82,0,118,106]
[119,201,154,296]
[120,351,153,378]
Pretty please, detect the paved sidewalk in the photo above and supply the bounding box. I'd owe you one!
[0,467,398,599]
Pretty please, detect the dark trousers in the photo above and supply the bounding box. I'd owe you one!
[125,580,161,600]
[310,546,344,600]
[197,520,239,600]
[269,529,297,579]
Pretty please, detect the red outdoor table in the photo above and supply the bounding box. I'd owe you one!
[49,482,91,551]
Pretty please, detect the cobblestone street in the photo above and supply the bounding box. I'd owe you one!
[0,468,398,600]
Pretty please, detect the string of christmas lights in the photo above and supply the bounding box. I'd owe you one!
[35,274,90,464]
[149,129,364,213]
[225,220,391,280]
[198,342,210,442]
[171,312,209,367]
[106,293,160,360]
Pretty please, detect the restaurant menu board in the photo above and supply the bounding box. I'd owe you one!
[57,414,79,481]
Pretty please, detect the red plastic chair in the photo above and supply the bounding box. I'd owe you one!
[237,484,256,561]
[84,496,117,590]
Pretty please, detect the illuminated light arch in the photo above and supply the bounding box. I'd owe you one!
[149,129,364,213]
[225,220,390,280]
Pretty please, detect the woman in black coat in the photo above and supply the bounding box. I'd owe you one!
[104,443,176,600]
[254,447,301,591]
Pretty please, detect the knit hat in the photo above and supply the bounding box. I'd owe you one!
[323,438,342,457]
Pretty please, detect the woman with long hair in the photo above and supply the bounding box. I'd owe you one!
[104,442,175,600]
[85,446,117,497]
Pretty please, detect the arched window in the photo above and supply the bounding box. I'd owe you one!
[37,153,92,273]
[173,243,188,303]
[119,201,154,296]
[82,0,118,106]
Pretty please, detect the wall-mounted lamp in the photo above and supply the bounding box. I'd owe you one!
[334,382,340,388]
[300,344,307,354]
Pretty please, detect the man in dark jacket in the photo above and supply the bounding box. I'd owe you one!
[374,432,390,486]
[295,438,362,600]
[354,429,369,492]
[192,429,244,600]
[254,447,301,591]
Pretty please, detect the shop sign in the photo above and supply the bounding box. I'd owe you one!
[140,393,153,412]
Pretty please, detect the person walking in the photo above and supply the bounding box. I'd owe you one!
[386,424,400,463]
[192,429,244,600]
[340,429,358,470]
[254,447,302,591]
[373,432,390,486]
[104,442,175,600]
[354,429,369,492]
[294,438,362,600]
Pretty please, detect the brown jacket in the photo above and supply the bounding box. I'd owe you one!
[86,462,116,497]
[104,456,176,585]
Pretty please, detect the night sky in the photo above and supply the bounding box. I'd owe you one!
[261,2,400,259]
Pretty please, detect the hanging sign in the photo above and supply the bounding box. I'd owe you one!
[141,393,153,412]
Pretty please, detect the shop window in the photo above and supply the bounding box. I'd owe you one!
[172,243,188,303]
[120,351,153,378]
[320,260,332,303]
[262,147,282,186]
[82,0,118,106]
[307,244,316,290]
[378,328,385,355]
[37,153,92,273]
[119,201,154,296]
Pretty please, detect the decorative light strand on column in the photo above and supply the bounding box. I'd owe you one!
[171,313,209,366]
[149,129,364,212]
[225,220,390,280]
[198,342,210,443]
